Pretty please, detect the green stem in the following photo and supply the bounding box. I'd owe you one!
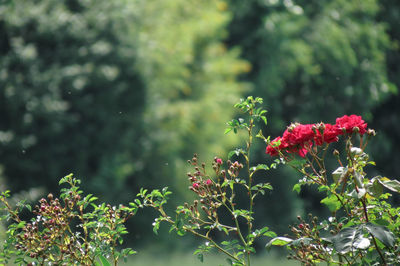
[246,113,255,266]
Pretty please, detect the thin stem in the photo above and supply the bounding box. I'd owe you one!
[360,198,386,265]
[246,112,254,266]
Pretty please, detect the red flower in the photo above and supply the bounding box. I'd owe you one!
[336,115,367,135]
[315,123,341,145]
[205,179,212,186]
[266,136,288,156]
[192,183,199,189]
[282,124,315,146]
[216,158,223,165]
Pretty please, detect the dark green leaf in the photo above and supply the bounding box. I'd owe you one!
[287,159,306,168]
[98,254,112,266]
[197,253,204,263]
[365,223,395,248]
[331,225,370,254]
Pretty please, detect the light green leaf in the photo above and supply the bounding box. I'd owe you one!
[293,183,302,194]
[265,237,293,250]
[320,195,341,212]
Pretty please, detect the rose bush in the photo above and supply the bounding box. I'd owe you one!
[1,97,398,266]
[266,114,400,265]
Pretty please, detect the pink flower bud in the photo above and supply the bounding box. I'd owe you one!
[216,158,223,165]
[192,183,199,189]
[206,179,212,186]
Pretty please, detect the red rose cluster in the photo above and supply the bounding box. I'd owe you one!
[266,115,367,157]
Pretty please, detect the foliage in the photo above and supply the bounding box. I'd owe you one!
[132,0,249,194]
[139,97,277,265]
[265,114,400,264]
[0,174,137,265]
[226,0,398,233]
[0,0,247,244]
[0,0,145,199]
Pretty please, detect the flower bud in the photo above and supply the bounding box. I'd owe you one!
[367,128,376,136]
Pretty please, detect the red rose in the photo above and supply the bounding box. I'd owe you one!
[336,115,367,135]
[266,136,288,156]
[315,123,341,145]
[282,124,315,146]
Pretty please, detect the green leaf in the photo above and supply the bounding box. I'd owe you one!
[290,237,312,247]
[263,231,277,238]
[378,177,400,193]
[331,225,370,254]
[261,116,267,125]
[353,171,364,188]
[224,128,232,134]
[265,237,293,250]
[332,167,347,184]
[366,178,383,197]
[254,164,269,171]
[98,254,111,266]
[320,195,341,212]
[347,188,366,199]
[293,183,301,194]
[197,253,204,262]
[365,223,395,248]
[287,159,306,168]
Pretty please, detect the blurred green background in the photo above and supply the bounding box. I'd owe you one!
[0,0,399,264]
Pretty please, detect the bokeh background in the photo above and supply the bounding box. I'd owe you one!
[0,0,399,264]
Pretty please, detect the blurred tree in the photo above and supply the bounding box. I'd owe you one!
[0,0,145,197]
[371,0,400,190]
[0,0,248,246]
[226,0,396,233]
[130,0,249,193]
